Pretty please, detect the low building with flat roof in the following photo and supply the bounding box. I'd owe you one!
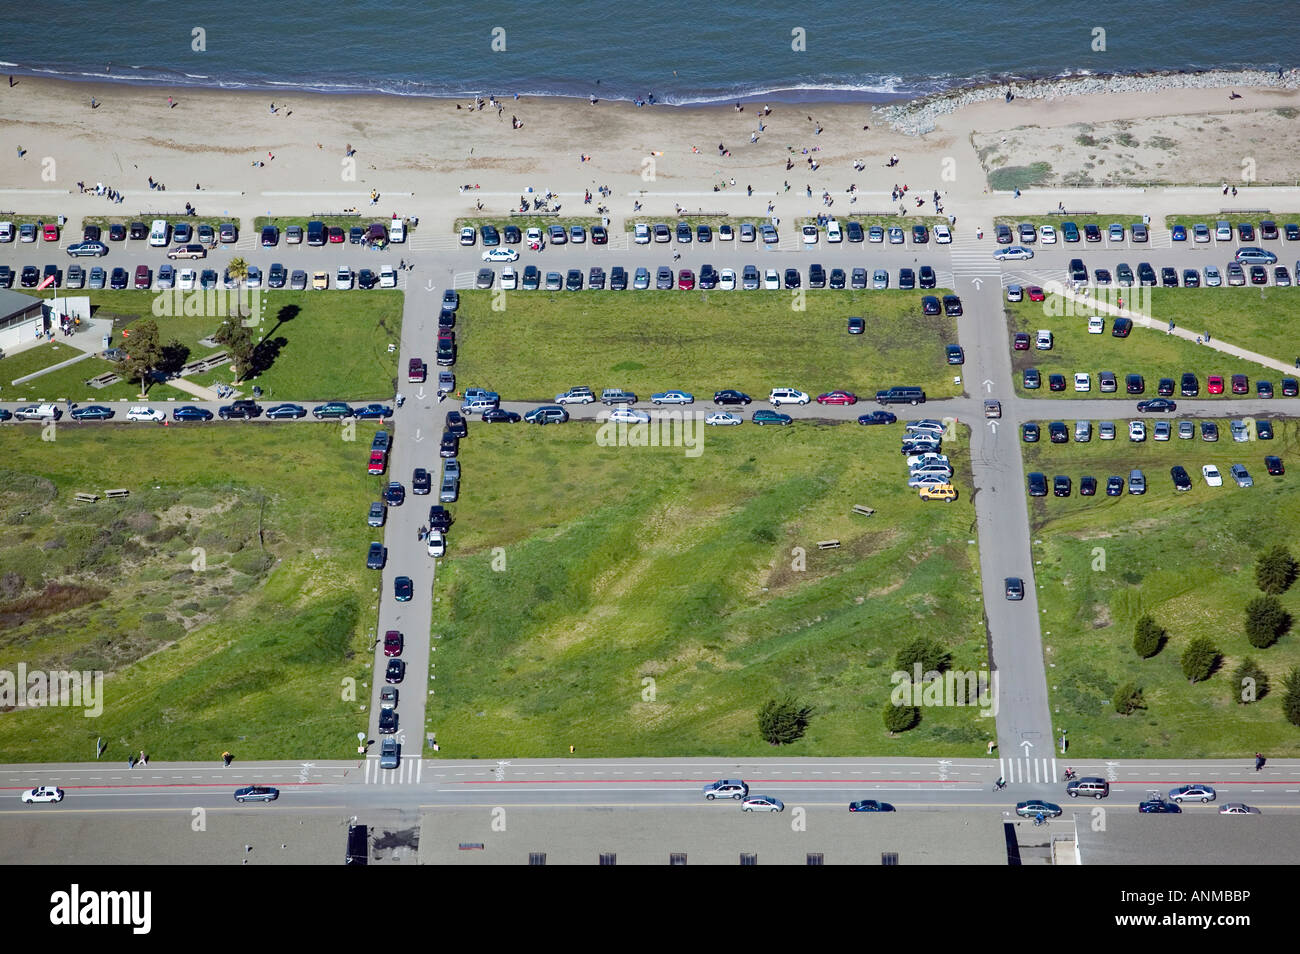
[0,289,45,353]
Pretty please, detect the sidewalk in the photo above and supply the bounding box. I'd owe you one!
[1061,286,1297,375]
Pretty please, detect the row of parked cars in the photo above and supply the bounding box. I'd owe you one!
[1023,366,1299,400]
[475,263,958,295]
[994,219,1300,246]
[0,261,400,291]
[1024,417,1280,445]
[258,220,406,248]
[3,400,397,424]
[1028,460,1273,499]
[898,419,957,502]
[1045,252,1294,288]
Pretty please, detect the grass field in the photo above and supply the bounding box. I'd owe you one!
[1021,421,1300,757]
[1164,213,1300,229]
[0,424,387,763]
[427,421,988,757]
[452,290,963,401]
[12,290,403,401]
[993,214,1146,229]
[1006,294,1294,400]
[0,213,60,228]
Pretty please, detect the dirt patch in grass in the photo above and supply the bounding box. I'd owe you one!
[0,582,111,628]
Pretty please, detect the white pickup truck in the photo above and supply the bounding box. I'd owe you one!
[14,403,62,421]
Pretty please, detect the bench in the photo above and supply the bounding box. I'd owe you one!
[311,210,360,218]
[74,492,100,503]
[852,505,876,517]
[104,488,130,499]
[1223,208,1270,214]
[88,373,121,388]
[510,210,558,217]
[817,540,841,550]
[678,211,728,218]
[1048,210,1097,216]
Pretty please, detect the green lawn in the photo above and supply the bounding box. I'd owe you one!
[993,214,1146,229]
[15,290,403,401]
[0,424,388,763]
[454,290,962,401]
[1021,421,1300,757]
[427,421,989,758]
[1007,294,1293,400]
[1164,213,1300,229]
[0,213,59,228]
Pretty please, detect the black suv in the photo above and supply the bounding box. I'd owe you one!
[1125,374,1145,394]
[445,411,467,438]
[428,505,453,532]
[218,400,263,420]
[440,431,459,458]
[808,264,826,288]
[1027,472,1048,496]
[1180,372,1199,397]
[412,468,432,494]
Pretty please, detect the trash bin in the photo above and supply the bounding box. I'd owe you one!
[103,334,111,349]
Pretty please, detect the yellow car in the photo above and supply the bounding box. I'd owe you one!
[918,483,957,502]
[312,270,329,290]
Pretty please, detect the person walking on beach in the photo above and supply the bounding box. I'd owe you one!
[168,96,175,108]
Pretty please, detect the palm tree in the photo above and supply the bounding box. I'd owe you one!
[226,256,249,281]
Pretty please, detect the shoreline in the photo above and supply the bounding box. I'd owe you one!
[3,63,1296,115]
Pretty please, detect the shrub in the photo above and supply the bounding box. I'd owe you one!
[1133,614,1164,658]
[883,702,919,735]
[1255,546,1297,595]
[1112,682,1146,715]
[894,637,952,678]
[1244,595,1290,649]
[1181,636,1220,683]
[1282,667,1300,727]
[757,696,813,745]
[1231,658,1270,704]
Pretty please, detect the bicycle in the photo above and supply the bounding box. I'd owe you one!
[1033,812,1046,827]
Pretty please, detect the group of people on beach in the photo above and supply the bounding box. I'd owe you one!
[75,181,125,203]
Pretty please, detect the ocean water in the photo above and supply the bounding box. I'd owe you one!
[2,0,1296,104]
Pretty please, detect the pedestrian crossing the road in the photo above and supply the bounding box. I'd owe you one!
[364,755,423,784]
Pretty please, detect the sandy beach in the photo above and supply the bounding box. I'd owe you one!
[3,74,1300,230]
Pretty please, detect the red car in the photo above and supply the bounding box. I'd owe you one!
[408,357,426,383]
[134,265,152,289]
[437,327,454,342]
[1013,332,1030,351]
[1026,286,1045,302]
[816,390,858,405]
[677,269,695,290]
[328,226,345,244]
[1207,375,1224,395]
[1231,374,1249,394]
[42,223,59,242]
[383,630,404,657]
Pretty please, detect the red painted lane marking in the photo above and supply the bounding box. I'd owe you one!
[2,782,326,793]
[459,778,966,785]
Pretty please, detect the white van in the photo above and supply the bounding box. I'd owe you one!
[148,219,169,247]
[825,219,842,243]
[388,219,406,243]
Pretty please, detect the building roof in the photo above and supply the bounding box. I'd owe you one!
[0,288,42,319]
